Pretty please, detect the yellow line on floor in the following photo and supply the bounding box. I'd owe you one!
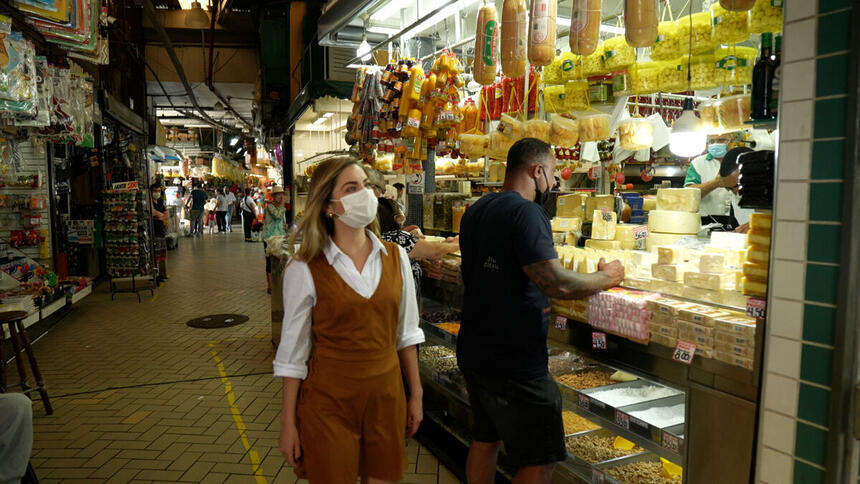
[208,342,268,484]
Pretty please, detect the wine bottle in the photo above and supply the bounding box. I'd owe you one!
[751,32,775,120]
[770,35,782,118]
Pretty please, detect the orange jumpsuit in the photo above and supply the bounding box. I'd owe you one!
[295,241,408,483]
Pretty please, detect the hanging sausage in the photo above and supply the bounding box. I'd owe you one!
[501,0,528,77]
[569,0,601,56]
[474,5,499,85]
[528,0,557,66]
[624,0,659,48]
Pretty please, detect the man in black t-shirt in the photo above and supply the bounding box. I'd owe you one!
[458,138,624,483]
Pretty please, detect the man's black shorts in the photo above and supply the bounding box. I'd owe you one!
[463,370,567,468]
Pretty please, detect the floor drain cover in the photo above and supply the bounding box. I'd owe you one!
[186,314,248,329]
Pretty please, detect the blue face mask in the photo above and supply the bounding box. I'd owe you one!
[708,143,728,159]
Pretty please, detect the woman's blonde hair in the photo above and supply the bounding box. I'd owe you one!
[288,156,379,262]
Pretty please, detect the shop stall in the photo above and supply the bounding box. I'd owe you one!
[322,0,787,481]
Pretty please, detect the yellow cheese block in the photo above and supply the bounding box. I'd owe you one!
[741,277,767,297]
[749,212,772,231]
[710,232,748,250]
[699,253,727,273]
[652,263,684,281]
[648,210,701,234]
[551,217,582,233]
[656,187,701,212]
[705,246,746,268]
[585,239,622,250]
[742,262,769,282]
[657,246,683,265]
[683,286,726,305]
[592,210,618,240]
[556,193,588,218]
[746,245,770,265]
[615,224,645,250]
[642,197,657,212]
[684,271,729,291]
[747,228,772,248]
[585,195,615,222]
[646,232,690,252]
[565,232,579,246]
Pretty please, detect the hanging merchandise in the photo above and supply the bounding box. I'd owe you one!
[628,62,661,95]
[528,0,557,66]
[720,0,756,10]
[602,36,635,71]
[749,0,783,34]
[474,5,499,85]
[650,20,680,61]
[569,0,601,56]
[625,0,659,48]
[715,46,757,86]
[500,0,527,77]
[549,114,580,148]
[16,56,52,127]
[0,26,39,118]
[658,58,686,92]
[581,42,606,76]
[617,117,654,151]
[680,53,718,91]
[698,100,722,133]
[710,3,750,44]
[677,12,716,54]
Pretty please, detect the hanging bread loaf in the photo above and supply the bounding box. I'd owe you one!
[474,5,499,85]
[501,0,528,77]
[528,0,557,66]
[569,0,602,56]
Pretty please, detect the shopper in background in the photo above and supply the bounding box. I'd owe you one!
[365,168,404,232]
[151,183,169,283]
[393,182,406,216]
[275,156,424,483]
[0,393,33,483]
[458,138,624,484]
[224,186,237,232]
[685,133,735,227]
[262,186,288,294]
[719,146,755,233]
[241,187,257,242]
[215,189,228,233]
[187,183,208,236]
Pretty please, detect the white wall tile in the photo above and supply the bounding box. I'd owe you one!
[780,101,814,141]
[772,260,806,301]
[766,336,803,379]
[769,298,804,340]
[761,410,797,454]
[773,221,808,261]
[776,181,810,221]
[764,373,800,416]
[781,60,816,102]
[777,140,812,181]
[785,0,818,23]
[759,447,795,484]
[783,19,817,63]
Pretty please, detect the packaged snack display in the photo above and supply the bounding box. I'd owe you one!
[550,115,580,147]
[628,62,661,95]
[523,119,551,143]
[625,0,659,48]
[582,42,606,75]
[460,98,479,133]
[501,0,528,77]
[676,12,716,54]
[474,5,499,85]
[715,46,757,86]
[602,36,635,70]
[559,52,580,82]
[618,117,655,151]
[459,134,488,159]
[543,55,566,85]
[650,20,680,61]
[578,113,611,142]
[749,0,783,34]
[679,53,718,91]
[569,0,602,56]
[488,130,516,159]
[658,58,686,93]
[565,80,590,111]
[716,94,751,130]
[720,0,756,10]
[528,0,557,66]
[498,113,523,138]
[710,3,750,44]
[543,84,568,113]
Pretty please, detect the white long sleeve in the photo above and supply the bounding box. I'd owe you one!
[273,233,424,379]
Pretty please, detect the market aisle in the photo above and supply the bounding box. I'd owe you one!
[25,231,460,484]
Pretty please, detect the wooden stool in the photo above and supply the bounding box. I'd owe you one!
[0,311,53,415]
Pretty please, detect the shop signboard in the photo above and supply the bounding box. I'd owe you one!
[67,220,94,244]
[407,173,424,194]
[111,181,139,190]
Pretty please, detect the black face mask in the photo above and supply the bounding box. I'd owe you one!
[534,168,549,206]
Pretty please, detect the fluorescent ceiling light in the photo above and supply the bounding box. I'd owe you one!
[408,0,476,37]
[185,124,212,128]
[371,0,412,21]
[346,64,364,69]
[356,37,372,62]
[368,26,400,36]
[312,116,329,126]
[321,112,334,119]
[177,0,195,9]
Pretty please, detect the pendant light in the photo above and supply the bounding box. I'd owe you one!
[185,1,211,29]
[669,1,705,158]
[356,34,372,62]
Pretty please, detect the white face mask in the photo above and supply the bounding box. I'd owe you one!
[330,188,378,229]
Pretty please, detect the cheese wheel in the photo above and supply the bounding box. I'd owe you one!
[501,0,528,77]
[646,232,689,252]
[656,187,701,212]
[625,0,659,48]
[528,0,557,66]
[648,210,701,234]
[474,6,499,86]
[569,0,602,56]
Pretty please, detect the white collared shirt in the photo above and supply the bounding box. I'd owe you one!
[273,232,424,379]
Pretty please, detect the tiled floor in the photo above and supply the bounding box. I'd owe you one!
[18,231,461,483]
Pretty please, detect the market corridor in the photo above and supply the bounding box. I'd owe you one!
[23,232,458,483]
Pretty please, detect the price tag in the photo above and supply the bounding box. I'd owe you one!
[615,410,630,429]
[592,331,607,350]
[673,341,697,365]
[578,394,590,410]
[554,316,568,330]
[662,431,680,453]
[633,226,649,240]
[746,297,767,319]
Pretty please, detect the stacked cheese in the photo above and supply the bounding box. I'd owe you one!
[714,314,758,370]
[551,216,583,247]
[587,288,654,342]
[646,297,696,348]
[586,210,621,250]
[649,246,692,298]
[615,223,647,250]
[556,193,589,219]
[646,188,702,251]
[741,213,772,298]
[675,305,732,359]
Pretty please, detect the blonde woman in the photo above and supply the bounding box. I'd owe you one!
[274,156,424,483]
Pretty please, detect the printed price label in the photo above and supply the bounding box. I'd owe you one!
[555,316,568,330]
[673,341,697,365]
[592,331,607,350]
[662,431,681,453]
[633,226,649,240]
[578,394,590,410]
[746,297,767,319]
[615,410,630,429]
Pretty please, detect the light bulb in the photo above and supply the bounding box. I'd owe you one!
[357,38,372,62]
[669,98,706,158]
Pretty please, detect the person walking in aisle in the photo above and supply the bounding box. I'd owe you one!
[215,188,228,233]
[262,186,288,294]
[224,186,237,232]
[275,156,424,484]
[457,139,624,484]
[241,187,257,242]
[187,183,208,236]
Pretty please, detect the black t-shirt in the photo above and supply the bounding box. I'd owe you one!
[457,191,558,381]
